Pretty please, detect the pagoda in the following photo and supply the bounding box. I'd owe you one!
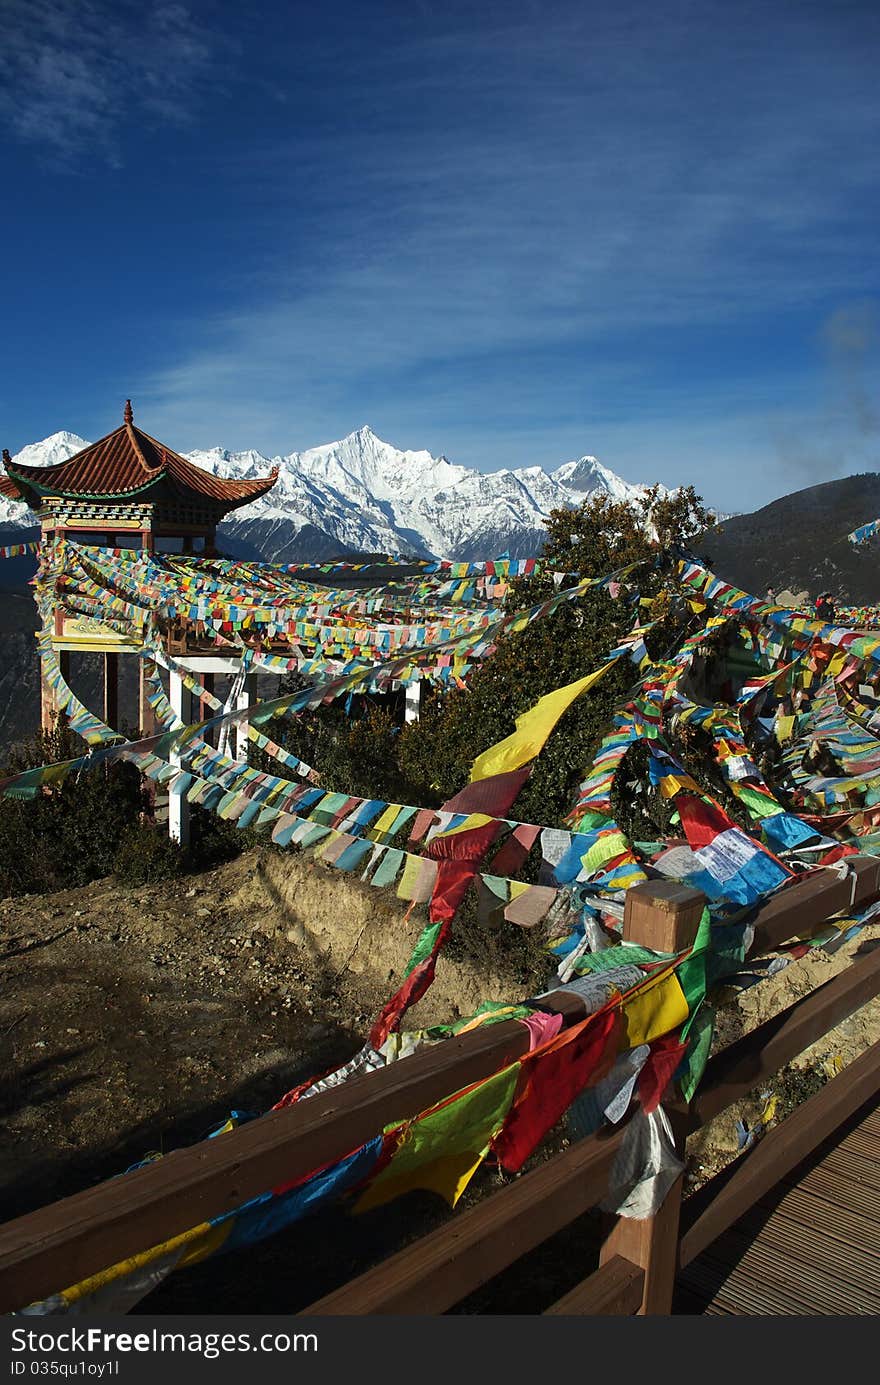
[0,399,278,552]
[1,402,279,746]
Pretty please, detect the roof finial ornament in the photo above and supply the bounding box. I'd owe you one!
[1,449,10,466]
[124,399,133,426]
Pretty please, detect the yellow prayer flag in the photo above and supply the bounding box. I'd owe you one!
[580,829,628,873]
[436,812,495,837]
[826,652,846,678]
[368,804,403,840]
[60,1214,231,1305]
[312,830,340,859]
[41,763,70,785]
[395,853,427,900]
[470,661,616,782]
[621,969,689,1047]
[506,879,531,899]
[658,772,700,799]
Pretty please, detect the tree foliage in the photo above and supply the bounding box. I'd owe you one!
[521,483,716,601]
[398,590,634,822]
[0,723,254,897]
[254,697,419,804]
[247,486,715,832]
[398,485,714,826]
[0,722,150,896]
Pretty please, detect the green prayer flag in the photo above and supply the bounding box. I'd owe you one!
[678,1004,715,1103]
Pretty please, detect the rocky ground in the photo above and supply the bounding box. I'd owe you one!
[0,856,366,1227]
[1,848,878,1313]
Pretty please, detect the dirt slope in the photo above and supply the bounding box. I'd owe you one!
[0,846,544,1225]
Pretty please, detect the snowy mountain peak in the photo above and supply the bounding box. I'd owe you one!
[554,453,656,503]
[0,425,681,562]
[11,431,90,470]
[0,433,93,527]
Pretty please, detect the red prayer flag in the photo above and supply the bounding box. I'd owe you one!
[492,1008,621,1172]
[369,920,453,1047]
[439,766,531,817]
[638,1032,688,1114]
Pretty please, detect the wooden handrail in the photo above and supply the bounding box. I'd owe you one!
[0,996,586,1314]
[544,1255,645,1315]
[299,948,880,1317]
[687,944,880,1129]
[306,1119,626,1314]
[750,854,880,954]
[2,863,879,1316]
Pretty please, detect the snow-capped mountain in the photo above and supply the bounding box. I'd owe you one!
[0,433,90,529]
[13,431,89,470]
[0,425,671,561]
[554,454,643,502]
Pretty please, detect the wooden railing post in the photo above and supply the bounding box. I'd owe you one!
[622,879,705,953]
[598,881,705,1313]
[598,1167,685,1314]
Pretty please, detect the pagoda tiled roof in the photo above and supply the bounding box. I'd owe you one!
[1,403,278,513]
[0,473,22,500]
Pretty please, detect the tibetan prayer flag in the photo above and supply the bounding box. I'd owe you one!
[677,794,791,906]
[620,968,689,1047]
[493,1008,621,1172]
[355,1065,521,1212]
[469,662,617,782]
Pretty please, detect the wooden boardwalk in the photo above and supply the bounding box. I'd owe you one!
[676,1097,880,1314]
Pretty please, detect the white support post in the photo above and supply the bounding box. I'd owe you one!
[233,672,257,762]
[404,679,421,725]
[169,669,192,848]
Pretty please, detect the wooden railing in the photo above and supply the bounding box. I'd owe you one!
[303,941,880,1316]
[2,855,880,1315]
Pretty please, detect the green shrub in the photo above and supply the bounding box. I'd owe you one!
[0,723,257,897]
[0,722,150,897]
[253,699,421,804]
[112,822,184,885]
[441,887,551,993]
[188,805,257,870]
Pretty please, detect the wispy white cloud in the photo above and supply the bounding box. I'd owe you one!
[6,1,880,512]
[138,3,880,454]
[0,1,223,162]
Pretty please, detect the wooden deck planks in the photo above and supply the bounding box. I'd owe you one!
[786,1165,879,1217]
[677,1097,880,1314]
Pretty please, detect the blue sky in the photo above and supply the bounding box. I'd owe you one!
[1,0,879,513]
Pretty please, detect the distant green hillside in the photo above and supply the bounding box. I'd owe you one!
[704,472,880,605]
